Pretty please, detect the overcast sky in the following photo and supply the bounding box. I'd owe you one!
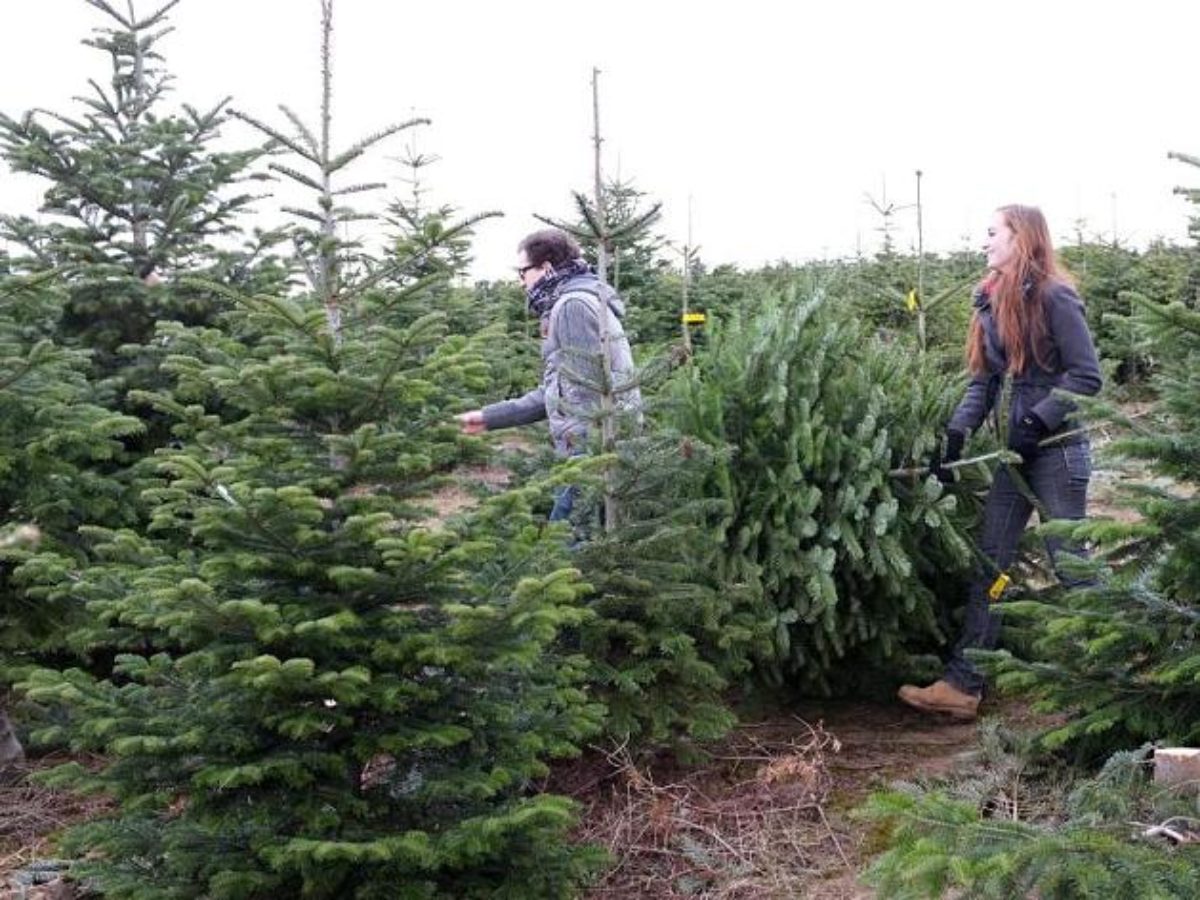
[3,0,1199,281]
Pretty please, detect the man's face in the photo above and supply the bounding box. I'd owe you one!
[516,251,548,289]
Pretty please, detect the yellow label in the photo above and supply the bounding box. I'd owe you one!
[905,289,919,312]
[987,572,1011,601]
[682,312,706,324]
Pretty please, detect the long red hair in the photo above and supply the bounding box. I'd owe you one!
[967,205,1075,376]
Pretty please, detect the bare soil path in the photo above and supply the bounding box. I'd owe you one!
[559,699,1015,900]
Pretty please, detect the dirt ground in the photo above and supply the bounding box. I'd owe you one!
[1,700,1009,900]
[550,698,1018,900]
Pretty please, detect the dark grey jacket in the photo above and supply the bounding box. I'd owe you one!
[482,273,642,455]
[948,281,1102,444]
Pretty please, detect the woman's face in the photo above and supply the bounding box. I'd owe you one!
[985,211,1017,273]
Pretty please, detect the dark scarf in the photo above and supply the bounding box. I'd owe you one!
[525,258,592,318]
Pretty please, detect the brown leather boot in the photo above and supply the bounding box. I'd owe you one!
[897,679,980,721]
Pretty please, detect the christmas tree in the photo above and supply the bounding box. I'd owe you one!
[18,4,606,895]
[663,285,976,692]
[0,0,271,382]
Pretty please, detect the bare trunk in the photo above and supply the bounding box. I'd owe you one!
[319,0,341,340]
[0,705,24,770]
[915,169,926,352]
[591,67,617,530]
[681,196,693,356]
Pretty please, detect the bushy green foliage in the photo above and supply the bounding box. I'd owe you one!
[19,281,605,898]
[1058,240,1195,389]
[862,747,1200,900]
[0,272,143,563]
[10,3,608,894]
[565,429,749,746]
[0,269,143,761]
[662,285,976,692]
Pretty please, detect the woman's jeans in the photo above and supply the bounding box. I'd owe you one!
[944,440,1092,695]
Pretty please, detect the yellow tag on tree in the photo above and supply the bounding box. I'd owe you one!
[682,312,706,325]
[987,572,1011,601]
[905,289,919,312]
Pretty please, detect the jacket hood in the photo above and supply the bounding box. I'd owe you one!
[561,272,626,318]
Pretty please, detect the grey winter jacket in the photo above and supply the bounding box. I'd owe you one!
[948,281,1102,444]
[481,272,642,455]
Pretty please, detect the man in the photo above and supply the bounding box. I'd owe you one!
[456,228,642,521]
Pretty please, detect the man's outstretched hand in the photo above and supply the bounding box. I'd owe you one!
[455,410,487,435]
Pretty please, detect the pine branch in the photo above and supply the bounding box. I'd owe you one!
[331,182,387,196]
[268,162,324,193]
[325,118,431,174]
[276,104,320,157]
[573,191,606,240]
[279,206,328,225]
[531,214,590,242]
[608,202,663,242]
[1167,150,1200,170]
[83,0,134,30]
[229,109,320,164]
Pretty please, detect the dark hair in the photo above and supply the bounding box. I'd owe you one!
[518,228,582,269]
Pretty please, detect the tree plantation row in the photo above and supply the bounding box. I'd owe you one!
[2,2,1199,897]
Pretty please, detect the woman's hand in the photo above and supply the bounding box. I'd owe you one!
[1008,413,1047,464]
[929,429,965,484]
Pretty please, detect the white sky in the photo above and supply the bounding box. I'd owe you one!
[3,0,1199,281]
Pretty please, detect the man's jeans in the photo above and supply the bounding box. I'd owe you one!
[548,485,579,523]
[944,440,1092,695]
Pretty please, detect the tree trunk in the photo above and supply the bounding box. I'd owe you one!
[0,705,24,770]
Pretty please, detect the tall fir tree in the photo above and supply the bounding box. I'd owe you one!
[0,0,272,383]
[18,3,608,894]
[21,271,605,897]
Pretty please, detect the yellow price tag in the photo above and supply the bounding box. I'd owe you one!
[905,289,920,312]
[987,572,1011,601]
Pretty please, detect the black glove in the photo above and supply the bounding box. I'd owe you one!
[1008,412,1048,464]
[929,429,965,485]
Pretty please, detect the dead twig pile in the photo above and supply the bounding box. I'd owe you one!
[0,755,111,888]
[561,718,852,899]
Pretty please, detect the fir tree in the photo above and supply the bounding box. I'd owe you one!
[0,0,270,380]
[17,4,606,894]
[560,426,748,746]
[383,135,498,297]
[21,276,605,897]
[228,0,433,339]
[863,746,1200,899]
[662,285,976,692]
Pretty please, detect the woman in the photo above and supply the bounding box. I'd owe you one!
[899,204,1103,720]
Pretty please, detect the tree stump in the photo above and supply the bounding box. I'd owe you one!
[1153,747,1200,790]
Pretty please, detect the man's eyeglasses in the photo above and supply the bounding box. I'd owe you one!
[516,263,539,279]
